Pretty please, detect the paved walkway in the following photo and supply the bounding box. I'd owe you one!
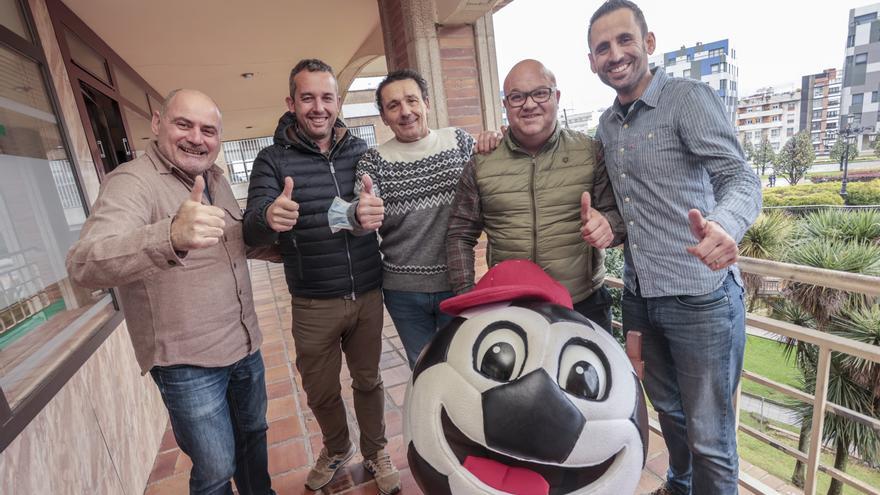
[144,259,803,494]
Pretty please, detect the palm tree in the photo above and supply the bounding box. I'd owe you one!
[739,211,793,311]
[789,302,879,495]
[781,209,880,492]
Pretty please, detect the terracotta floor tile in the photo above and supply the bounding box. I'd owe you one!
[265,364,292,384]
[158,425,177,452]
[387,382,407,408]
[268,415,304,445]
[267,379,294,400]
[268,439,308,475]
[147,449,178,484]
[145,473,189,495]
[380,365,411,388]
[267,396,296,422]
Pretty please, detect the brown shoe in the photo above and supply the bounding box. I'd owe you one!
[305,444,356,491]
[363,448,400,494]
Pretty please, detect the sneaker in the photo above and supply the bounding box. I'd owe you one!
[305,444,356,491]
[363,448,401,494]
[644,484,677,495]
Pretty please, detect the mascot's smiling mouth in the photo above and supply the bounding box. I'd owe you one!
[440,408,619,495]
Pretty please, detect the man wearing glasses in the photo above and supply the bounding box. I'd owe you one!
[446,59,624,330]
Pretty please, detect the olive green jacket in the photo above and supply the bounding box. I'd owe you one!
[447,126,624,303]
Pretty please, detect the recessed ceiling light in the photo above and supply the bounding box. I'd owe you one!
[241,72,254,79]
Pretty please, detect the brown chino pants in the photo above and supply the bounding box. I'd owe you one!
[290,288,386,457]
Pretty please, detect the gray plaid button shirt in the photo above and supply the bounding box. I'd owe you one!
[596,68,762,297]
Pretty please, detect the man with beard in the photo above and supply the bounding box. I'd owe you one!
[446,59,624,332]
[349,69,475,368]
[587,1,762,493]
[67,89,274,495]
[242,59,399,494]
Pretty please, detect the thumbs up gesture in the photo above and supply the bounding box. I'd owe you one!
[266,177,299,232]
[579,192,613,249]
[170,175,227,251]
[356,175,384,231]
[685,209,737,271]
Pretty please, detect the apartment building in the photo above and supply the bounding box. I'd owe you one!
[737,87,802,151]
[800,68,842,156]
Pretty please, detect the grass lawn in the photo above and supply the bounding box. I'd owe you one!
[742,334,803,404]
[738,413,880,493]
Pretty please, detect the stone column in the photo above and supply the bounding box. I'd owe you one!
[377,0,504,133]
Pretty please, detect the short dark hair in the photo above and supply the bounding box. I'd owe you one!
[588,0,649,49]
[289,59,334,98]
[375,69,430,112]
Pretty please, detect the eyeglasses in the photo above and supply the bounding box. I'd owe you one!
[504,87,555,107]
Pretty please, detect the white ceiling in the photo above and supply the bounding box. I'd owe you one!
[61,0,388,140]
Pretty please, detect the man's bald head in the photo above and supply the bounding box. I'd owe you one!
[502,59,561,155]
[151,89,223,176]
[503,59,557,95]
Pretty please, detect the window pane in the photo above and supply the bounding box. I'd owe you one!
[0,0,29,41]
[122,106,151,158]
[115,67,149,113]
[64,29,110,84]
[0,45,111,409]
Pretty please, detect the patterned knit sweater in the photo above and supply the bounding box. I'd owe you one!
[355,127,474,292]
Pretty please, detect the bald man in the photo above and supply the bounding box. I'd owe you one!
[67,89,275,494]
[446,60,624,331]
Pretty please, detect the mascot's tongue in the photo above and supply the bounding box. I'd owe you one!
[464,456,550,495]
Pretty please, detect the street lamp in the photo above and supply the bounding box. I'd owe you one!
[839,115,865,205]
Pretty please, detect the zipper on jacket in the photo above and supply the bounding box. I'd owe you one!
[327,158,358,300]
[530,156,538,263]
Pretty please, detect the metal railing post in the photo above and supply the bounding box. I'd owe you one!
[804,346,833,495]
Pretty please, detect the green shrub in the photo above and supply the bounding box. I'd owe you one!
[846,180,880,205]
[764,191,843,207]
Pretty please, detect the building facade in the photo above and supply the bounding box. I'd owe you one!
[652,39,739,124]
[800,68,842,156]
[841,3,880,151]
[737,87,802,152]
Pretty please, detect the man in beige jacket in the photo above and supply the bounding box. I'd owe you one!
[66,89,274,495]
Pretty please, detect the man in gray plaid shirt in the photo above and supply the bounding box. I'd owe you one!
[588,1,762,494]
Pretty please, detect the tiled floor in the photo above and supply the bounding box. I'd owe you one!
[144,258,800,495]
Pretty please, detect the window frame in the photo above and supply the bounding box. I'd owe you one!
[0,0,124,452]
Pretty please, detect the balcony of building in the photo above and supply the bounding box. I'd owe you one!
[138,252,880,495]
[2,0,879,494]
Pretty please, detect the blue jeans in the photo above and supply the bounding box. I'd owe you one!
[150,351,273,495]
[622,272,745,495]
[383,289,455,368]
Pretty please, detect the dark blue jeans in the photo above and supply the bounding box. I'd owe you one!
[150,351,273,495]
[383,289,455,368]
[623,272,745,495]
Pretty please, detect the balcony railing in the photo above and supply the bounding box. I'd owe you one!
[606,256,880,495]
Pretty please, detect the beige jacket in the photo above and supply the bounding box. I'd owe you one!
[66,142,261,373]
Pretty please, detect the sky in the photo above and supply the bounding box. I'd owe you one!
[493,0,857,114]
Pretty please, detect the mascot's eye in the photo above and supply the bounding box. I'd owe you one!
[474,325,527,382]
[557,341,609,401]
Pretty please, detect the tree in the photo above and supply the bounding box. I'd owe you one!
[776,132,815,186]
[782,210,880,492]
[873,137,880,159]
[741,138,755,166]
[830,138,859,163]
[753,136,776,176]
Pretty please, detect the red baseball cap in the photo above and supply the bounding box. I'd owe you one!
[441,259,573,316]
